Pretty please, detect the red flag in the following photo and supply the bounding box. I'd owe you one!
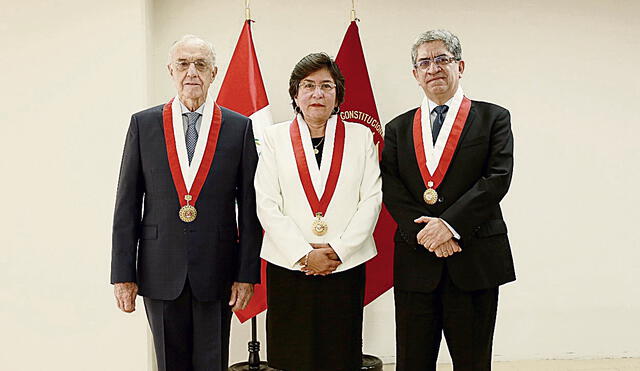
[336,21,396,305]
[217,20,272,323]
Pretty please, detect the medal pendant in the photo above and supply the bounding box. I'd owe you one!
[423,188,438,205]
[179,205,197,222]
[312,212,328,236]
[179,194,197,222]
[423,181,438,205]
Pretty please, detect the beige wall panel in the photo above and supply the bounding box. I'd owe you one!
[0,0,151,370]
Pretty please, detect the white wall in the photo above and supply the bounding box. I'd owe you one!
[0,0,152,369]
[2,0,639,369]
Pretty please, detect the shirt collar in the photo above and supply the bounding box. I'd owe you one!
[426,86,464,114]
[178,99,205,115]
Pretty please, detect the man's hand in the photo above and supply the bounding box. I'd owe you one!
[229,282,254,312]
[114,282,138,313]
[301,245,341,276]
[415,216,454,251]
[432,239,462,258]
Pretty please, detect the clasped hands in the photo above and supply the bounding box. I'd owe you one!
[298,243,341,276]
[414,216,461,258]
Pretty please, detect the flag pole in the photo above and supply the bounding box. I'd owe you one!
[228,5,270,370]
[338,5,385,370]
[244,5,259,368]
[351,0,359,22]
[245,0,251,21]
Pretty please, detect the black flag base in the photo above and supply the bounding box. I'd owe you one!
[361,354,384,370]
[228,318,384,370]
[229,317,272,371]
[228,362,275,371]
[229,355,383,371]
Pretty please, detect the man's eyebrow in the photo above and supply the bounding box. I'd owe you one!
[175,57,207,61]
[418,54,448,61]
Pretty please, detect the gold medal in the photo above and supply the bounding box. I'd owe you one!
[179,195,197,222]
[312,212,328,236]
[423,181,438,205]
[179,205,197,222]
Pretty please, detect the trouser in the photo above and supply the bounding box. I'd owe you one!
[143,279,232,371]
[395,266,499,371]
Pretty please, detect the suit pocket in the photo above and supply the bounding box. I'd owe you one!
[474,219,507,238]
[141,224,158,240]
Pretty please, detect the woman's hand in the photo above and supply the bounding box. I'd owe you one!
[310,243,340,260]
[301,244,341,276]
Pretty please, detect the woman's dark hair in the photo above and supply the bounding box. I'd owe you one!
[288,52,345,114]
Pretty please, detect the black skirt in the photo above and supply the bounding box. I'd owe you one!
[266,262,366,371]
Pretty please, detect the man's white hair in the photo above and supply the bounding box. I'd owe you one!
[168,34,216,67]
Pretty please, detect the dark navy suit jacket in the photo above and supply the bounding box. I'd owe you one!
[111,103,262,301]
[381,100,516,293]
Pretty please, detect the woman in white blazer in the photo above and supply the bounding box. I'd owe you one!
[255,53,382,371]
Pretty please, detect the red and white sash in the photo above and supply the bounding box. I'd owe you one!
[289,115,345,218]
[162,97,222,211]
[413,96,471,191]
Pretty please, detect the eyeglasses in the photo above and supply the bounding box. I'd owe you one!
[173,59,211,72]
[414,55,459,71]
[299,81,336,93]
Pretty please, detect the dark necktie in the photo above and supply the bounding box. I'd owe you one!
[432,105,449,144]
[184,112,200,164]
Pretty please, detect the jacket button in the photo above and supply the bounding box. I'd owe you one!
[438,197,444,203]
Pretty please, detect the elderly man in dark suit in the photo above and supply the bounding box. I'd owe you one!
[381,29,515,370]
[110,34,262,371]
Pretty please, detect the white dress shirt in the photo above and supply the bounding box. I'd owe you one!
[178,99,205,136]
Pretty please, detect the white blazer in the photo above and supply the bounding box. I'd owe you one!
[256,115,382,272]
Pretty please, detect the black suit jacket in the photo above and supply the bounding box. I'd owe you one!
[381,100,515,293]
[111,104,262,301]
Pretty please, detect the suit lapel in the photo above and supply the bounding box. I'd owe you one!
[201,109,225,190]
[456,102,477,147]
[445,102,477,175]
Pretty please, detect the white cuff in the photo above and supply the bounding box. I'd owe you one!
[440,218,461,240]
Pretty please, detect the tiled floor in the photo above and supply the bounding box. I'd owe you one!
[382,358,640,370]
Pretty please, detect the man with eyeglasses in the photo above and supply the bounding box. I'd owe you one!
[110,34,262,371]
[381,29,515,370]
